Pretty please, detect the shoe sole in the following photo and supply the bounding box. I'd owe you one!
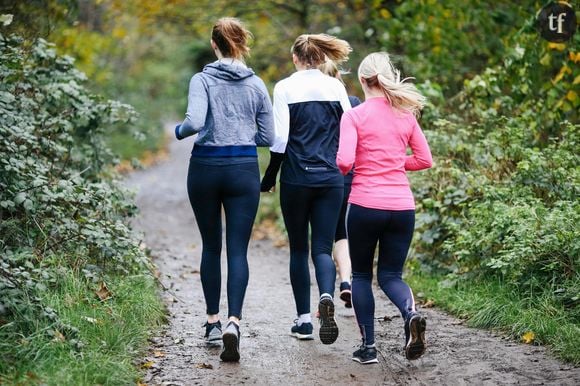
[220,331,240,362]
[291,332,314,340]
[206,336,222,346]
[352,357,379,364]
[340,289,352,308]
[405,315,426,360]
[318,298,339,345]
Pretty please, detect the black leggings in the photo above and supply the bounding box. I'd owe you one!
[187,158,260,319]
[280,183,343,315]
[346,204,416,346]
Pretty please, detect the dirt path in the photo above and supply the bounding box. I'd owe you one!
[126,133,580,386]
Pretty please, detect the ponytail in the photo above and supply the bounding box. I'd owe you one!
[358,52,426,116]
[292,34,351,68]
[212,17,252,60]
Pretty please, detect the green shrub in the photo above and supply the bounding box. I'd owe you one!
[0,32,159,380]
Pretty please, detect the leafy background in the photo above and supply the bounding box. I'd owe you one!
[0,0,578,382]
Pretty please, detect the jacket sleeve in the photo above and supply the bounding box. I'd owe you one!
[254,79,275,147]
[337,111,357,175]
[338,81,353,114]
[269,82,289,153]
[176,74,208,140]
[405,117,433,171]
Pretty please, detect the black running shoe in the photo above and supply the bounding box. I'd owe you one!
[291,321,314,340]
[352,343,379,364]
[339,281,352,308]
[404,312,426,360]
[318,296,339,345]
[220,321,240,362]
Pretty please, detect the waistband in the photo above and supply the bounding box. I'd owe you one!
[191,144,258,157]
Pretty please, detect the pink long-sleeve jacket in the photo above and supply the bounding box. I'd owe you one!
[336,97,433,210]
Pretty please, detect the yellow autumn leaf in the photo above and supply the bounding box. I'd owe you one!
[573,75,580,85]
[548,42,566,51]
[566,90,578,102]
[153,350,165,358]
[379,8,391,19]
[141,361,155,369]
[521,331,535,344]
[569,52,580,63]
[553,65,572,83]
[112,27,127,40]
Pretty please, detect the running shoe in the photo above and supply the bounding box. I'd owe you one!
[220,321,240,362]
[352,343,379,364]
[203,320,222,344]
[339,281,352,308]
[291,321,314,340]
[404,312,426,360]
[318,296,339,345]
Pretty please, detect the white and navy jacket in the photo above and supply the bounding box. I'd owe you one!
[270,69,352,187]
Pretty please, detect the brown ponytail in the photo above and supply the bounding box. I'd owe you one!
[211,17,252,60]
[292,33,351,68]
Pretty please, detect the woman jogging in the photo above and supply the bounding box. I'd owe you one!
[261,33,352,345]
[318,60,361,309]
[175,17,274,362]
[336,52,432,363]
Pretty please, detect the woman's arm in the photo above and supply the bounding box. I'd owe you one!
[337,111,357,175]
[405,118,433,171]
[176,74,208,140]
[254,80,275,147]
[260,82,287,191]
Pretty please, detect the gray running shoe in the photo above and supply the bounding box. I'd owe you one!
[203,321,222,344]
[220,321,240,362]
[318,296,339,345]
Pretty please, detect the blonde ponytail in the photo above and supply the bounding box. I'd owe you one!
[292,33,352,68]
[358,52,426,116]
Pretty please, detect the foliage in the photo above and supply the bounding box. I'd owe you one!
[373,0,530,96]
[0,32,162,382]
[410,16,579,312]
[406,273,580,365]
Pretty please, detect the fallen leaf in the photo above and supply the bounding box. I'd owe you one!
[141,361,155,369]
[81,316,99,324]
[196,363,213,369]
[153,350,165,358]
[521,331,535,344]
[53,330,66,342]
[96,282,112,301]
[422,299,435,308]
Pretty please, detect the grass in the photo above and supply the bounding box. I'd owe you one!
[406,270,580,365]
[0,268,165,385]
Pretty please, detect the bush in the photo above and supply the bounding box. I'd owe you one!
[0,32,157,378]
[410,23,579,306]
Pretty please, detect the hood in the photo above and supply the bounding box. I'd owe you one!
[203,61,255,81]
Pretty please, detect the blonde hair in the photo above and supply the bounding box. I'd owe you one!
[358,52,426,116]
[211,17,253,60]
[292,34,352,68]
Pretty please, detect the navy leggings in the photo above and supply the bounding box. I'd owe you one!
[346,204,416,346]
[280,183,343,315]
[187,158,260,319]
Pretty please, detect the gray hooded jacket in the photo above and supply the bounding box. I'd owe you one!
[176,60,274,157]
